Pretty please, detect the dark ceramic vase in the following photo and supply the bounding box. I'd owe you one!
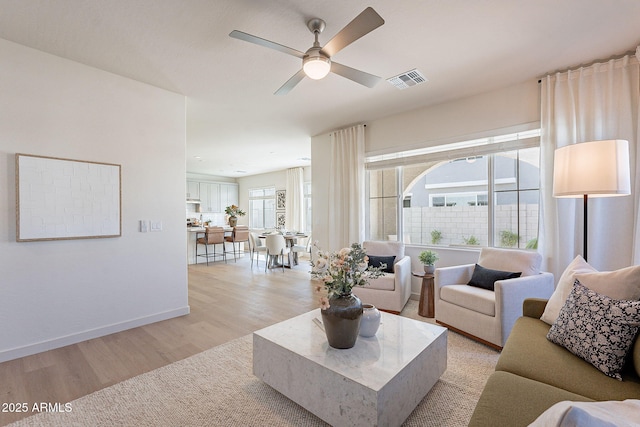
[321,293,363,349]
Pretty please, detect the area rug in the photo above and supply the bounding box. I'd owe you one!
[10,308,499,427]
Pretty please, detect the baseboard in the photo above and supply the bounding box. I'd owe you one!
[435,320,503,351]
[0,306,191,363]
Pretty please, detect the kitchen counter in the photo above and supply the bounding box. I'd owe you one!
[186,226,238,264]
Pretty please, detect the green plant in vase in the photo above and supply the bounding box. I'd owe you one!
[418,250,439,274]
[224,204,246,227]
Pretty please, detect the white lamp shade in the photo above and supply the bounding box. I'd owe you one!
[553,139,631,198]
[303,57,331,80]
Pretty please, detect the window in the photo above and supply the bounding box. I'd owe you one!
[249,187,275,229]
[366,129,540,248]
[493,147,540,249]
[368,168,398,241]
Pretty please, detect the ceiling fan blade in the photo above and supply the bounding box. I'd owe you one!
[229,30,305,58]
[331,62,381,88]
[321,7,384,58]
[275,69,306,95]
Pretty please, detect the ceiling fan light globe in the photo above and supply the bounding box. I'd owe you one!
[303,56,331,80]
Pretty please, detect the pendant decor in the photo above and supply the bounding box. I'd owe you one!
[311,243,386,349]
[359,304,381,337]
[321,293,363,349]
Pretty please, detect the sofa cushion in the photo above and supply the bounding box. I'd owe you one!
[634,335,640,378]
[468,371,593,427]
[541,255,597,325]
[496,316,640,401]
[365,274,395,291]
[467,263,521,291]
[367,255,395,273]
[529,399,640,427]
[576,264,640,301]
[362,240,404,262]
[440,284,495,316]
[546,280,640,380]
[478,247,541,277]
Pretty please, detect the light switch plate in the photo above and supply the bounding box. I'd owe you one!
[150,220,162,232]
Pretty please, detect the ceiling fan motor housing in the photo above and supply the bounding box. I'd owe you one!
[303,47,331,79]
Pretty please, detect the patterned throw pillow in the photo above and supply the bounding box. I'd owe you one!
[547,280,640,380]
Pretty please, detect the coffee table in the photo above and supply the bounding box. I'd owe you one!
[253,309,447,427]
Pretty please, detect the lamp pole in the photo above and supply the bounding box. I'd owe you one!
[583,194,588,261]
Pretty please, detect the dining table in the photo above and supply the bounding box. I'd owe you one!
[259,233,308,268]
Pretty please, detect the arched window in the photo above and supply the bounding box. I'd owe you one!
[367,133,540,249]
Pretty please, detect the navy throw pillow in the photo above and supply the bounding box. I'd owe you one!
[467,264,521,291]
[367,255,395,273]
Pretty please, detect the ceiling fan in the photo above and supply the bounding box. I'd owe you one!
[229,7,385,95]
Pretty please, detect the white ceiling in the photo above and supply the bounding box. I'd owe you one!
[1,0,639,177]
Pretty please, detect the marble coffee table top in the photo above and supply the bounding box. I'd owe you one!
[254,308,447,391]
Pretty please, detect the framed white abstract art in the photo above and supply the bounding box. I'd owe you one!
[16,153,122,242]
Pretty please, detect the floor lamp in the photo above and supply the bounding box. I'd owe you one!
[552,140,631,261]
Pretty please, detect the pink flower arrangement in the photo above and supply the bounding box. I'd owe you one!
[310,243,386,309]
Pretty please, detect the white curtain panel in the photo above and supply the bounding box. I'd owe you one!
[328,124,366,251]
[540,51,640,277]
[285,167,304,232]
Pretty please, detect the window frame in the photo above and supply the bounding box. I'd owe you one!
[365,129,541,248]
[248,186,276,229]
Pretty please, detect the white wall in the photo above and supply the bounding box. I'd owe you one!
[366,81,540,155]
[0,39,189,362]
[311,80,541,297]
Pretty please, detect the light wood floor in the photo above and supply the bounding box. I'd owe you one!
[0,255,317,426]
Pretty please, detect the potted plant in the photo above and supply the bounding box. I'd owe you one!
[224,205,246,227]
[418,250,439,274]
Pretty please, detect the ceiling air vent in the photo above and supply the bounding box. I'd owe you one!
[386,69,428,90]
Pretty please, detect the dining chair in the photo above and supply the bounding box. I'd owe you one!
[289,233,311,265]
[265,234,290,272]
[195,226,226,265]
[249,232,268,267]
[225,225,250,261]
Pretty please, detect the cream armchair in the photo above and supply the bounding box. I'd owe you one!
[435,247,554,349]
[352,240,412,314]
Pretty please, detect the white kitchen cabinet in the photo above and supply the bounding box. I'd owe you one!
[186,180,238,213]
[186,180,200,200]
[199,182,221,213]
[220,183,239,210]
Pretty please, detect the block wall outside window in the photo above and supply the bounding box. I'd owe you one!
[368,146,540,249]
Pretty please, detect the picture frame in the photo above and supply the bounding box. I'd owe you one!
[276,211,286,228]
[16,153,122,242]
[276,190,286,210]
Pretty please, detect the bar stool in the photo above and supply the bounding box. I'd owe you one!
[225,225,250,261]
[195,226,226,265]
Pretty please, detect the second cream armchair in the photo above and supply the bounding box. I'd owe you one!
[352,240,412,314]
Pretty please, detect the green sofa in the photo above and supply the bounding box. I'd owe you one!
[469,298,640,426]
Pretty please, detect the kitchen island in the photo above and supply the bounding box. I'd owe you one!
[187,226,243,264]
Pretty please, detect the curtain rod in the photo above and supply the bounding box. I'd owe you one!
[537,47,639,83]
[328,124,366,136]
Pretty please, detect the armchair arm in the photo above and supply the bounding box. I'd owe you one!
[434,264,475,289]
[495,272,554,307]
[495,272,554,343]
[393,255,411,289]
